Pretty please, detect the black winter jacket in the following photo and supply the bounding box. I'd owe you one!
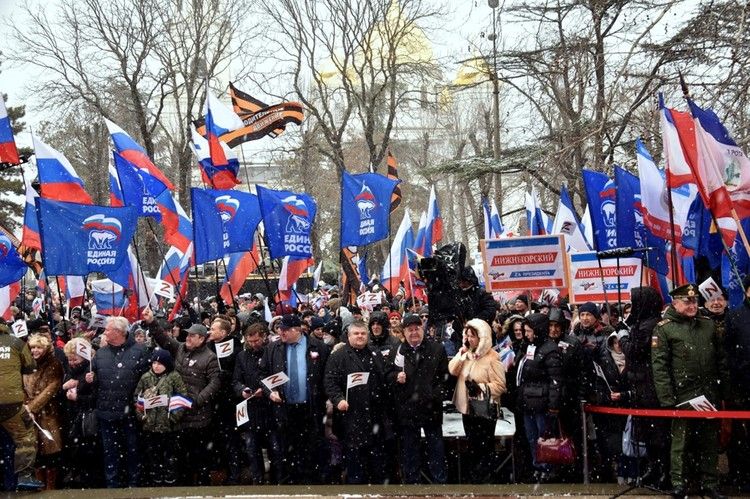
[517,314,562,414]
[91,337,150,421]
[725,299,750,403]
[232,346,273,433]
[620,286,663,408]
[385,340,449,427]
[324,344,387,448]
[259,335,330,427]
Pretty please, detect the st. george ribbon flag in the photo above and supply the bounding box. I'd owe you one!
[36,199,138,276]
[191,188,262,264]
[0,234,27,287]
[256,185,317,259]
[340,171,400,248]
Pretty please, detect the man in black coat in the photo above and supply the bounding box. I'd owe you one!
[324,319,387,484]
[385,314,449,484]
[724,277,750,492]
[233,322,281,484]
[207,315,244,484]
[259,314,330,484]
[85,316,150,488]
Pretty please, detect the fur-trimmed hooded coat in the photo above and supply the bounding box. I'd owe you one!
[448,319,507,415]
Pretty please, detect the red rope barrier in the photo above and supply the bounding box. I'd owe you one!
[584,404,750,419]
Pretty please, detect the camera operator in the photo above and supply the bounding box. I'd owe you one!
[418,244,496,353]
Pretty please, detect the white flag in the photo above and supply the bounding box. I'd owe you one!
[680,395,717,412]
[215,339,235,359]
[235,399,250,427]
[346,372,370,389]
[143,395,169,409]
[263,298,273,323]
[11,320,28,338]
[699,277,724,302]
[76,340,92,361]
[261,372,290,391]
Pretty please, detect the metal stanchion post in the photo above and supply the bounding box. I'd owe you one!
[581,400,589,485]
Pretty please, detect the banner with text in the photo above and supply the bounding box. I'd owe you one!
[481,235,568,291]
[568,251,642,304]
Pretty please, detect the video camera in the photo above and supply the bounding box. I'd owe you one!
[416,242,472,322]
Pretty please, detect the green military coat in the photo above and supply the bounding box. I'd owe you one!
[651,306,729,408]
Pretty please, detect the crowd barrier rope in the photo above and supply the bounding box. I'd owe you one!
[579,403,750,484]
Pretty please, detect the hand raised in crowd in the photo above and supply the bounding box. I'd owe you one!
[62,378,79,391]
[610,391,622,401]
[397,371,407,384]
[337,400,349,412]
[66,387,78,401]
[85,372,95,384]
[269,390,283,403]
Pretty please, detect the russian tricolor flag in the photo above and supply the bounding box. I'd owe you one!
[204,90,244,170]
[0,282,21,321]
[426,185,442,246]
[278,255,314,303]
[90,278,126,316]
[220,245,259,305]
[413,211,429,256]
[190,126,240,189]
[155,191,193,256]
[482,196,505,240]
[0,94,19,165]
[34,136,93,204]
[108,161,125,207]
[382,209,414,295]
[22,174,41,250]
[105,119,174,194]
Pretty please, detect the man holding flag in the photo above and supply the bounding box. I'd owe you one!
[324,320,388,484]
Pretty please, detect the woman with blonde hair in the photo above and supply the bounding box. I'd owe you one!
[448,319,506,483]
[23,334,64,489]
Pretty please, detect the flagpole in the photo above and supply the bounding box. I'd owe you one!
[214,259,225,313]
[664,152,680,288]
[250,236,276,301]
[131,237,155,307]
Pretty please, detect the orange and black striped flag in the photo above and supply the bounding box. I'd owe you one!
[340,246,361,306]
[387,150,402,214]
[194,83,304,147]
[0,224,42,276]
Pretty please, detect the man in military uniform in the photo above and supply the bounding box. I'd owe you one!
[651,284,729,499]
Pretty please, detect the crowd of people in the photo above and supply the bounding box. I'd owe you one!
[0,269,747,499]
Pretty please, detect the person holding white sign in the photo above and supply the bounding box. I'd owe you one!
[259,314,330,484]
[206,316,243,485]
[324,320,387,484]
[134,349,188,486]
[232,323,281,485]
[385,313,449,484]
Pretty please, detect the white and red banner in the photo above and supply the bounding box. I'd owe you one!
[481,235,568,292]
[568,252,642,304]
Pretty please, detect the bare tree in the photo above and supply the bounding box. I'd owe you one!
[256,0,444,179]
[11,0,248,204]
